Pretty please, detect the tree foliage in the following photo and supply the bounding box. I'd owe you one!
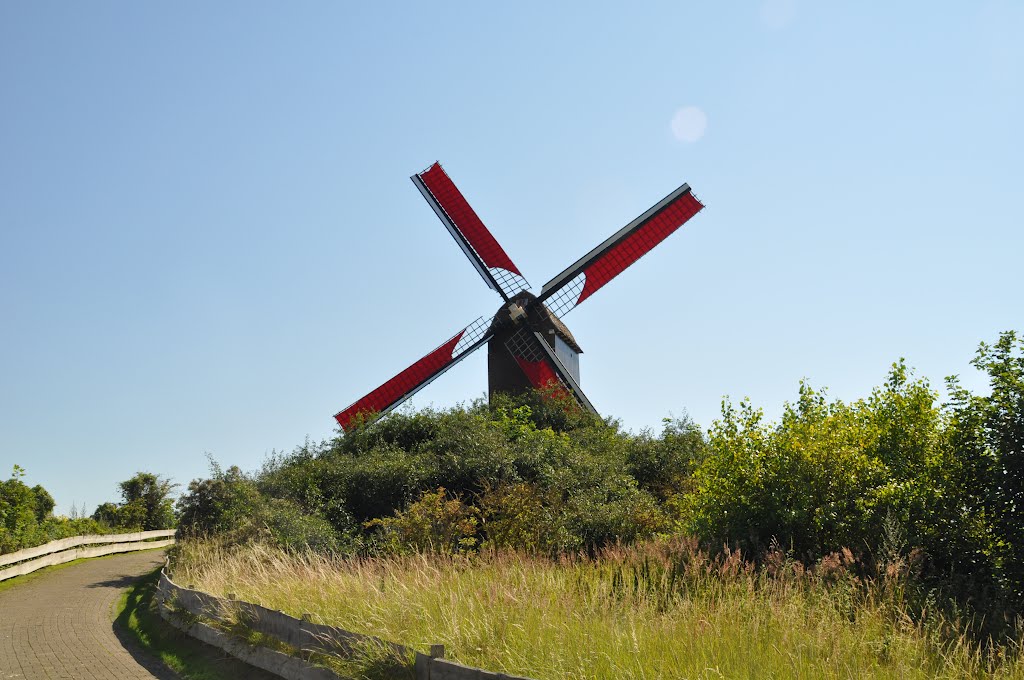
[0,465,112,554]
[686,363,952,560]
[177,460,343,552]
[947,331,1024,606]
[91,471,177,531]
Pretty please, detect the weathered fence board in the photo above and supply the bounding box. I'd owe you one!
[159,571,406,658]
[0,529,176,568]
[0,538,175,582]
[157,601,344,680]
[430,658,535,680]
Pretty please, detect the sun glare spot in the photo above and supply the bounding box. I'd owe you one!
[670,106,708,143]
[760,0,797,29]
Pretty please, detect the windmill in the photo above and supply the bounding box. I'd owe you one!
[334,162,704,430]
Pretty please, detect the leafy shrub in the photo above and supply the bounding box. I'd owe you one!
[177,463,265,539]
[684,365,950,560]
[476,481,564,553]
[263,497,343,553]
[367,487,477,554]
[490,384,603,433]
[177,460,348,553]
[625,415,704,501]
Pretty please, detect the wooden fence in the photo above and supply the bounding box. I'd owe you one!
[0,530,176,582]
[156,563,536,680]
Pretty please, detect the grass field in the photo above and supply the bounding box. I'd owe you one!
[171,538,1024,679]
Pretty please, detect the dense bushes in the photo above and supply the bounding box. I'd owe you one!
[177,398,671,556]
[177,461,344,552]
[686,333,1024,625]
[687,364,951,559]
[176,331,1024,631]
[0,465,112,554]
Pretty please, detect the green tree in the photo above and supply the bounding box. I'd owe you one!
[30,485,55,521]
[177,461,342,552]
[177,463,263,536]
[93,472,177,530]
[0,466,101,553]
[91,502,121,527]
[948,331,1024,604]
[120,472,177,530]
[367,487,478,554]
[0,465,39,552]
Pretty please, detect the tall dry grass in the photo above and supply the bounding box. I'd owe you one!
[171,538,1024,679]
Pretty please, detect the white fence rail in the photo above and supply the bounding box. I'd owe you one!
[0,529,176,582]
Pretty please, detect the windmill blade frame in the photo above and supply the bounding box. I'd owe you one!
[503,326,597,415]
[334,316,493,430]
[413,162,530,301]
[538,182,703,317]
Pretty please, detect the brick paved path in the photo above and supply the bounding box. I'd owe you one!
[0,550,176,680]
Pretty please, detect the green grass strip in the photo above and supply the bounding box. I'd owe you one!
[113,565,278,680]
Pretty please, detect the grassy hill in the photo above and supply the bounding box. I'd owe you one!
[170,331,1024,677]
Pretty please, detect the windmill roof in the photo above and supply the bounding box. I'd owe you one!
[537,303,583,354]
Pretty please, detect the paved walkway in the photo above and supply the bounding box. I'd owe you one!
[0,550,175,680]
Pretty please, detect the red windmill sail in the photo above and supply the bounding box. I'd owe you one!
[538,183,703,317]
[412,162,530,300]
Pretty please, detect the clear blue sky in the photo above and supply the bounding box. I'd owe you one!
[2,2,1021,515]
